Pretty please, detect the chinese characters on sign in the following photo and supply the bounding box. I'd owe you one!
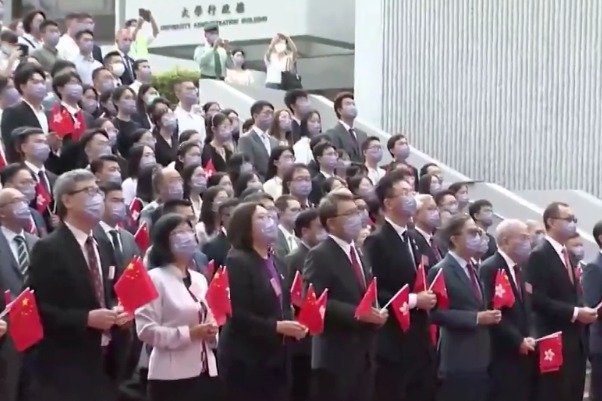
[164,2,268,33]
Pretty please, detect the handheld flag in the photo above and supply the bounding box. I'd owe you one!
[114,257,158,313]
[204,159,217,177]
[290,270,304,307]
[537,331,563,373]
[413,255,428,292]
[205,267,232,326]
[387,284,411,332]
[429,269,449,309]
[134,223,150,253]
[205,259,217,281]
[297,285,328,335]
[355,278,377,319]
[8,288,44,351]
[493,269,515,309]
[129,197,143,223]
[35,182,51,213]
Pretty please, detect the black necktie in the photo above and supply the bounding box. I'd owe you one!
[38,170,49,194]
[513,265,523,299]
[108,229,124,268]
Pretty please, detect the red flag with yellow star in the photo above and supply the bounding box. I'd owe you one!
[114,256,158,313]
[8,288,44,351]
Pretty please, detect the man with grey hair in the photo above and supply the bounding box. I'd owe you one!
[479,219,537,401]
[410,193,444,271]
[27,169,132,401]
[525,219,546,249]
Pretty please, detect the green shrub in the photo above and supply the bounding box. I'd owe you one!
[152,68,199,104]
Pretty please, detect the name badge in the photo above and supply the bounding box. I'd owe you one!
[108,266,115,280]
[270,278,282,297]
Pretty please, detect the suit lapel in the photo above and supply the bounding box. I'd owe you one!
[0,230,21,280]
[251,131,269,158]
[497,253,526,309]
[446,253,482,305]
[59,224,98,301]
[326,237,365,294]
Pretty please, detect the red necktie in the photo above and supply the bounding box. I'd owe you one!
[349,245,366,289]
[84,236,106,308]
[561,248,575,284]
[467,263,482,301]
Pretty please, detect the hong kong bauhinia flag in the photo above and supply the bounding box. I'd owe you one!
[389,284,411,332]
[492,269,515,309]
[538,331,563,373]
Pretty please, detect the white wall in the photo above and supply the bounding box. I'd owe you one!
[355,0,602,197]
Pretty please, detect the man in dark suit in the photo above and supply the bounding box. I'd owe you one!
[0,188,39,401]
[27,169,133,401]
[309,142,338,205]
[386,134,419,188]
[202,198,239,270]
[304,190,387,401]
[479,219,537,401]
[429,214,502,401]
[364,171,437,401]
[469,199,497,260]
[284,88,310,144]
[238,100,279,180]
[1,65,49,163]
[583,220,602,401]
[525,201,597,401]
[285,208,324,401]
[325,92,368,163]
[114,29,136,85]
[274,195,301,260]
[410,194,444,271]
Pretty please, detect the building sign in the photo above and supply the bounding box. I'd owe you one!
[122,0,307,47]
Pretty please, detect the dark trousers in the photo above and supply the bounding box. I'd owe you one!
[291,355,311,401]
[222,364,289,401]
[437,372,489,401]
[535,340,585,401]
[311,363,375,401]
[489,354,537,401]
[591,354,602,401]
[373,358,436,401]
[148,375,221,401]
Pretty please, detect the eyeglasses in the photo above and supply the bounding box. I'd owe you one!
[70,186,103,197]
[552,216,578,223]
[335,208,360,218]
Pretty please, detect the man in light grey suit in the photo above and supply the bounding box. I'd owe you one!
[0,188,40,401]
[237,100,279,180]
[325,92,368,163]
[274,194,301,260]
[96,182,141,272]
[583,221,602,401]
[428,214,501,401]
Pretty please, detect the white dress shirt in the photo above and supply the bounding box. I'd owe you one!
[252,126,272,155]
[293,137,312,165]
[498,249,520,288]
[57,34,80,61]
[1,226,25,264]
[135,265,218,380]
[384,218,418,308]
[278,225,298,252]
[263,176,283,200]
[100,221,122,251]
[545,235,580,321]
[64,221,103,281]
[24,160,50,189]
[339,119,356,138]
[23,99,48,133]
[366,165,387,185]
[174,104,206,142]
[19,33,43,51]
[73,53,103,85]
[122,177,138,205]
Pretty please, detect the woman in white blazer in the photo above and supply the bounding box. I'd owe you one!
[135,213,222,401]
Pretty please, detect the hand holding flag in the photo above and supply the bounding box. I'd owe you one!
[297,285,328,335]
[134,223,150,253]
[381,284,411,332]
[428,268,449,309]
[290,270,304,308]
[413,255,428,292]
[536,331,563,373]
[355,278,387,325]
[205,267,232,326]
[114,256,158,313]
[493,269,515,309]
[6,288,44,351]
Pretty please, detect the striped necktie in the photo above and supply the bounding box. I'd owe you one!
[14,235,29,277]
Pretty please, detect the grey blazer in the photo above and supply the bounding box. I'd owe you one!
[325,122,368,163]
[237,128,279,180]
[0,228,38,294]
[583,253,602,354]
[429,253,491,376]
[274,228,299,261]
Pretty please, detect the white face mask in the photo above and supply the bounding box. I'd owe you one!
[112,62,125,77]
[274,42,287,53]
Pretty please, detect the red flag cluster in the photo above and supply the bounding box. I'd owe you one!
[493,269,515,309]
[205,267,232,326]
[4,288,44,351]
[129,198,143,224]
[428,269,449,309]
[413,255,428,292]
[297,285,328,335]
[134,223,150,253]
[538,332,563,373]
[114,256,158,313]
[49,104,86,141]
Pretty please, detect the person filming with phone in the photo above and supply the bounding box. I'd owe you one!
[193,22,229,81]
[125,8,159,60]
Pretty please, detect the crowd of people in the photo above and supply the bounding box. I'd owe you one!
[0,4,600,401]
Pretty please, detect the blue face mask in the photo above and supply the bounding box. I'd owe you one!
[478,236,489,254]
[20,184,36,203]
[65,84,83,102]
[480,211,493,227]
[32,143,50,163]
[258,216,278,245]
[110,202,127,223]
[120,99,137,114]
[343,213,363,241]
[166,183,184,201]
[430,182,442,195]
[106,171,122,185]
[395,146,410,161]
[560,220,577,239]
[368,148,383,162]
[400,195,417,216]
[426,209,441,228]
[191,176,207,193]
[30,82,47,102]
[162,116,178,131]
[465,234,482,255]
[84,193,105,223]
[170,232,198,261]
[139,155,156,168]
[321,154,338,170]
[12,201,31,224]
[291,180,312,198]
[513,240,532,263]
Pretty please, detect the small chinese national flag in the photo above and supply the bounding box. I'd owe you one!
[538,332,563,373]
[35,182,51,213]
[134,223,150,253]
[290,270,304,307]
[205,259,217,281]
[389,284,411,332]
[114,256,158,313]
[429,268,449,309]
[205,266,232,326]
[493,269,515,309]
[8,288,44,351]
[204,159,217,177]
[129,197,143,223]
[355,278,377,319]
[297,285,328,335]
[413,255,428,292]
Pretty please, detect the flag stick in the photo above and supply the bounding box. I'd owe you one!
[535,331,562,342]
[595,301,602,311]
[0,288,33,319]
[428,268,443,292]
[381,284,409,311]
